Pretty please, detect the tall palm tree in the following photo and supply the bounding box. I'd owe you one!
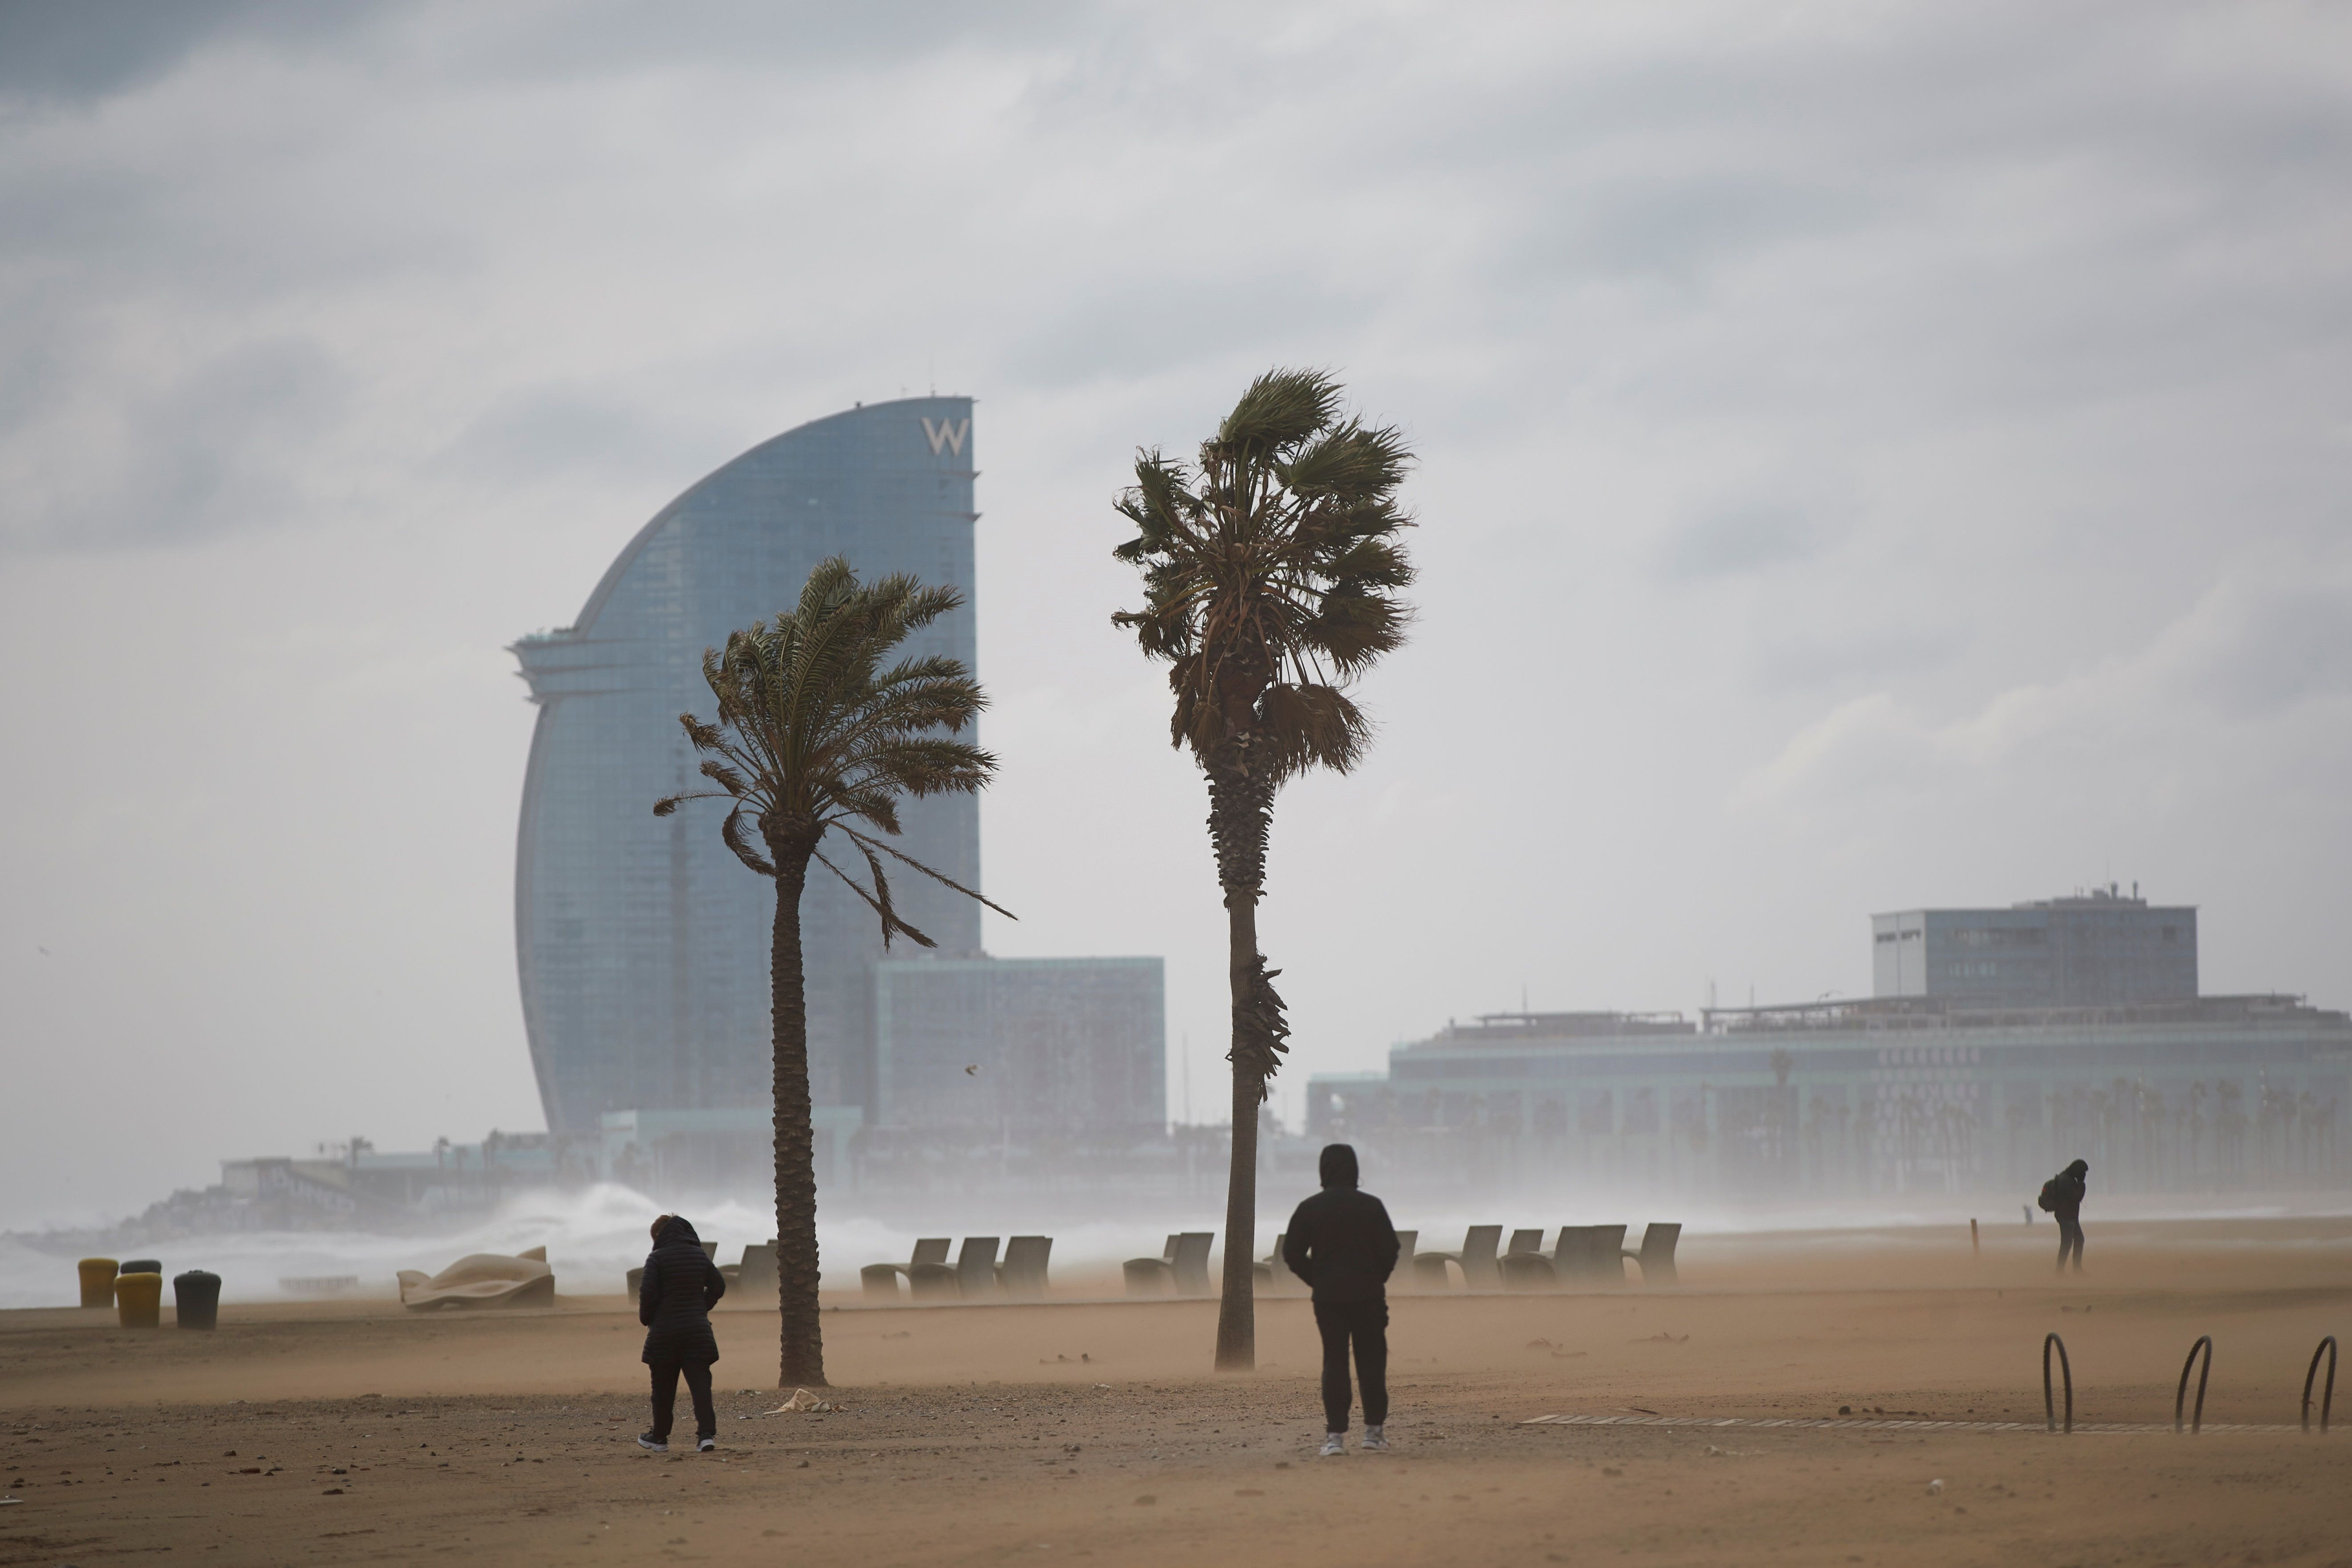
[655,556,1007,1388]
[1110,369,1415,1370]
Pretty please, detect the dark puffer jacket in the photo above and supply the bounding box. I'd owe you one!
[639,1216,726,1366]
[1281,1144,1402,1304]
[2046,1160,2089,1220]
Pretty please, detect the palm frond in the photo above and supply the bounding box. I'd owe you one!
[658,556,1007,943]
[720,807,777,877]
[813,844,936,951]
[653,787,731,818]
[1108,369,1415,788]
[699,759,751,796]
[838,824,1018,922]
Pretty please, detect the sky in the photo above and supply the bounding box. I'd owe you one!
[2,0,2348,1229]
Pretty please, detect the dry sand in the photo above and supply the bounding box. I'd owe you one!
[4,1218,2347,1566]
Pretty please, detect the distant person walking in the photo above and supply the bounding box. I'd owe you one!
[1282,1144,1402,1456]
[637,1214,726,1452]
[2039,1160,2089,1273]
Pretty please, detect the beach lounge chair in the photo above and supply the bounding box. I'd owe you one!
[995,1235,1052,1300]
[1539,1224,1626,1286]
[736,1241,778,1302]
[1498,1228,1554,1291]
[1123,1232,1213,1298]
[916,1236,1000,1302]
[1623,1222,1682,1285]
[1251,1234,1301,1295]
[859,1238,952,1304]
[400,1246,554,1310]
[1411,1225,1504,1290]
[1495,1225,1620,1290]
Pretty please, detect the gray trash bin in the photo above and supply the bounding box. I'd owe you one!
[173,1271,222,1330]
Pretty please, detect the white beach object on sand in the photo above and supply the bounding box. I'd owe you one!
[1927,1479,1944,1495]
[766,1388,835,1413]
[396,1247,553,1310]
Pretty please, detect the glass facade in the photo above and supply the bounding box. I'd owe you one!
[871,957,1166,1136]
[511,398,982,1133]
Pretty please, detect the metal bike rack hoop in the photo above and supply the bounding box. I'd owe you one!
[2043,1332,2073,1435]
[2304,1336,2337,1435]
[2174,1334,2213,1436]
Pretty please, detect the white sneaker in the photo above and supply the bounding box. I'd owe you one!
[636,1433,666,1452]
[1319,1433,1346,1457]
[1361,1425,1389,1452]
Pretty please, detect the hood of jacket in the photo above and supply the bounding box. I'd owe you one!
[1318,1142,1359,1189]
[656,1215,703,1248]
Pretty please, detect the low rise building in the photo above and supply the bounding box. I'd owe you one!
[1311,894,2347,1202]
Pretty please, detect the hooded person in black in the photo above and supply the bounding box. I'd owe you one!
[637,1214,726,1451]
[2044,1159,2089,1273]
[1282,1144,1402,1455]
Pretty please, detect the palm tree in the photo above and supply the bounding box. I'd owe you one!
[655,556,1007,1388]
[1110,368,1415,1370]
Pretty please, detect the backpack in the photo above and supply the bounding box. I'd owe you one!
[2036,1179,2060,1213]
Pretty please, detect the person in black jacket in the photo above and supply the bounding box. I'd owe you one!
[2046,1159,2089,1274]
[1282,1144,1402,1456]
[637,1214,726,1452]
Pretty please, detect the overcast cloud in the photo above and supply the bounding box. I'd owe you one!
[3,0,2348,1226]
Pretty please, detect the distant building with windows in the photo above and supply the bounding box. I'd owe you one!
[1872,886,2196,1007]
[1310,892,2346,1201]
[509,400,1163,1174]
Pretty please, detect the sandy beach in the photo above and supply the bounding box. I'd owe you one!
[4,1219,2347,1566]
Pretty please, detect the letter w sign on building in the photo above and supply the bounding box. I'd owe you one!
[921,416,969,457]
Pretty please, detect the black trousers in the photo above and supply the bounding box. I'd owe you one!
[649,1358,716,1442]
[1313,1298,1388,1433]
[2056,1215,2084,1272]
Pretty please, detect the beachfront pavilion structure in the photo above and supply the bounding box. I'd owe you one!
[510,400,1166,1167]
[1310,1001,2351,1203]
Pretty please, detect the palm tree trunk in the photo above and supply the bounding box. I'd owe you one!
[1214,890,1262,1372]
[770,847,827,1388]
[1205,757,1282,1373]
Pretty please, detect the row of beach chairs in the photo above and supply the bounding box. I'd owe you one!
[1249,1224,1678,1293]
[860,1236,1054,1303]
[850,1222,1679,1306]
[1411,1222,1681,1290]
[625,1239,777,1300]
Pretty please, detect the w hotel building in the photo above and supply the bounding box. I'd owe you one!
[511,400,1161,1185]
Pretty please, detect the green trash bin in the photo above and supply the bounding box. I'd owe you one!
[173,1271,222,1330]
[116,1271,163,1329]
[78,1258,120,1308]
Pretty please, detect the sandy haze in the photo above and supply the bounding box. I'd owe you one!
[4,1219,2348,1566]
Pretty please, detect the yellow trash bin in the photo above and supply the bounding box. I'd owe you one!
[115,1271,163,1329]
[78,1258,120,1309]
